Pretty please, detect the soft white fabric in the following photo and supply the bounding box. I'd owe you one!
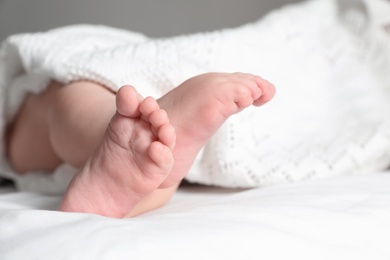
[0,0,390,192]
[1,172,390,260]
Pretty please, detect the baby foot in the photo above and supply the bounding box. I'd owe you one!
[58,86,176,218]
[158,72,275,188]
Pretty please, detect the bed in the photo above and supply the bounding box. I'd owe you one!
[1,0,390,259]
[1,172,390,259]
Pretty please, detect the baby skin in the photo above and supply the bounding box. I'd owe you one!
[8,73,275,218]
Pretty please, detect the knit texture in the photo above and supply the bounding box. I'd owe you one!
[0,0,389,193]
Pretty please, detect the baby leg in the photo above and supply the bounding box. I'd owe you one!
[7,72,275,218]
[8,81,177,217]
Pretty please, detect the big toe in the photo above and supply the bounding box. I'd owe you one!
[116,85,143,117]
[253,78,276,106]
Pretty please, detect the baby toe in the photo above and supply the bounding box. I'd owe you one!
[157,124,176,150]
[253,78,276,106]
[140,97,160,119]
[116,85,142,118]
[149,109,169,130]
[148,141,174,171]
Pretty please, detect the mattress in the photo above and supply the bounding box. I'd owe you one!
[1,171,390,259]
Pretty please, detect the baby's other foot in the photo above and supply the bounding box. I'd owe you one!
[158,72,275,187]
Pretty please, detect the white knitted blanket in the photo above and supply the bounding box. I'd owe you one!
[1,0,390,193]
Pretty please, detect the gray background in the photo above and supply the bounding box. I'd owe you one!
[0,0,302,41]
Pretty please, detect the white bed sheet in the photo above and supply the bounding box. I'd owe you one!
[1,172,390,260]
